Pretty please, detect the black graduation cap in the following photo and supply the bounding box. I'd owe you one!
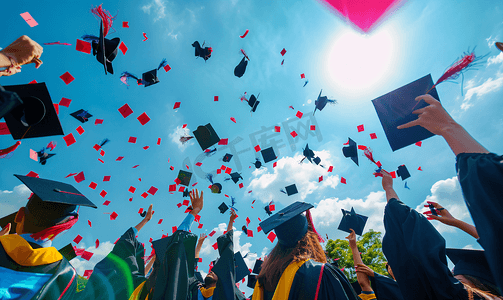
[234,56,248,78]
[252,259,263,274]
[37,151,56,165]
[218,202,229,214]
[247,274,257,289]
[234,251,251,283]
[396,165,410,181]
[372,74,440,151]
[259,202,314,247]
[70,109,93,123]
[446,248,496,287]
[0,85,22,120]
[261,147,276,163]
[242,225,248,235]
[337,208,368,236]
[58,243,77,261]
[139,210,147,218]
[264,205,272,216]
[142,69,159,87]
[2,83,64,140]
[313,90,337,115]
[248,94,260,112]
[193,123,221,151]
[192,41,212,61]
[303,144,315,163]
[0,175,97,234]
[253,159,262,169]
[223,153,233,162]
[228,172,243,184]
[91,21,120,75]
[313,157,321,165]
[177,170,192,186]
[283,184,298,196]
[183,189,190,198]
[99,138,111,147]
[342,138,359,166]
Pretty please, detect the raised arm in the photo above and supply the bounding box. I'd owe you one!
[227,209,238,233]
[134,204,153,233]
[195,233,207,259]
[346,229,373,292]
[375,170,398,202]
[423,201,479,239]
[0,35,43,77]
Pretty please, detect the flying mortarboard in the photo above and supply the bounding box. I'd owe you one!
[253,159,262,169]
[234,49,249,78]
[0,175,97,234]
[313,90,337,115]
[177,170,192,186]
[371,74,440,151]
[261,147,276,163]
[142,59,168,87]
[496,42,503,52]
[218,202,229,214]
[337,207,368,236]
[283,184,298,196]
[259,201,314,247]
[2,83,64,140]
[193,123,220,150]
[234,251,251,283]
[183,189,190,197]
[81,21,120,75]
[70,109,93,123]
[247,274,257,289]
[37,151,56,165]
[396,165,410,181]
[192,41,212,61]
[252,259,263,274]
[58,243,77,261]
[228,172,243,184]
[342,138,359,166]
[223,153,233,162]
[248,94,260,112]
[446,248,496,288]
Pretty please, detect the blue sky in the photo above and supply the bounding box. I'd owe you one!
[2,0,503,295]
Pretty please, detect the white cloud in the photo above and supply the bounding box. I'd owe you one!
[141,4,152,14]
[71,241,115,276]
[487,52,503,66]
[486,36,497,48]
[169,125,194,151]
[141,0,166,21]
[414,176,472,235]
[247,150,338,205]
[0,184,31,216]
[311,191,387,234]
[462,74,503,110]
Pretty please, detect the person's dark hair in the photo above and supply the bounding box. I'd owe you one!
[463,275,501,297]
[257,224,326,292]
[140,259,160,300]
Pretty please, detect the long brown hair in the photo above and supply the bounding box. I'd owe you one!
[257,225,326,292]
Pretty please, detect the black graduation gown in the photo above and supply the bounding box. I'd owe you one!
[456,153,503,293]
[0,235,77,300]
[150,230,198,300]
[79,227,146,300]
[382,198,468,300]
[234,57,248,78]
[211,230,246,300]
[370,273,404,300]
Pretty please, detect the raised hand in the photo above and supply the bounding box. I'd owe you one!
[345,228,357,249]
[423,201,456,225]
[190,189,204,216]
[355,263,375,277]
[1,35,43,68]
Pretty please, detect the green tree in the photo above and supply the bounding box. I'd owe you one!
[325,229,389,282]
[76,275,88,293]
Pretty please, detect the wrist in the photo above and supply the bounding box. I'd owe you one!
[440,121,463,138]
[190,208,201,216]
[0,52,14,69]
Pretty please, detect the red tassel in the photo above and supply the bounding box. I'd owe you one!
[91,4,116,37]
[30,215,78,241]
[364,148,377,165]
[306,210,325,243]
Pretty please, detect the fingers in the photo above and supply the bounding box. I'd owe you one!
[426,201,442,209]
[199,190,203,199]
[397,119,420,129]
[32,57,43,68]
[0,223,11,236]
[350,228,355,234]
[415,94,439,105]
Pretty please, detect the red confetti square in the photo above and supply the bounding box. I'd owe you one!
[29,80,37,84]
[376,161,382,167]
[60,72,75,85]
[212,242,218,250]
[169,184,176,192]
[415,141,422,147]
[198,223,203,229]
[103,200,111,206]
[89,182,97,189]
[100,190,107,198]
[328,166,333,172]
[172,226,178,233]
[63,133,76,146]
[195,162,202,166]
[257,226,262,232]
[247,230,254,237]
[194,215,201,222]
[83,270,93,279]
[119,41,128,55]
[370,133,377,139]
[290,131,298,138]
[128,136,137,143]
[176,203,182,208]
[225,167,232,174]
[280,48,286,56]
[230,117,236,123]
[116,156,124,161]
[390,171,396,178]
[178,186,185,192]
[81,251,93,261]
[110,212,118,220]
[141,192,148,198]
[254,145,261,152]
[103,176,111,182]
[74,171,85,183]
[143,146,149,150]
[76,39,91,54]
[174,178,181,184]
[182,200,189,206]
[163,64,171,72]
[218,138,228,145]
[296,111,303,119]
[122,21,129,28]
[93,144,101,151]
[341,177,347,184]
[216,169,222,174]
[137,112,150,125]
[319,176,323,182]
[95,119,103,125]
[214,96,219,101]
[239,183,244,189]
[76,126,84,135]
[269,204,275,212]
[88,220,92,227]
[418,166,422,171]
[221,165,226,170]
[53,103,59,115]
[100,149,105,157]
[157,138,161,145]
[357,124,364,132]
[73,235,83,244]
[148,186,158,195]
[182,124,187,128]
[158,219,163,224]
[59,97,72,107]
[301,73,305,79]
[310,125,316,131]
[128,186,136,193]
[267,232,277,243]
[173,102,181,109]
[274,126,281,132]
[209,230,216,237]
[98,158,104,164]
[118,104,133,118]
[358,145,367,150]
[273,162,277,168]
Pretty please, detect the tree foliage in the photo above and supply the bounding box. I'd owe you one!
[325,229,388,282]
[76,275,88,293]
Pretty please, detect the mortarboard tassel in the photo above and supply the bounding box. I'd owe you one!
[90,4,116,37]
[30,215,79,241]
[180,136,194,144]
[363,148,379,166]
[157,58,168,71]
[204,148,217,156]
[120,72,142,85]
[43,41,72,46]
[206,173,214,184]
[306,209,325,243]
[0,141,21,157]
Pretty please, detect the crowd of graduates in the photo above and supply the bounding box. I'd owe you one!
[1,24,503,300]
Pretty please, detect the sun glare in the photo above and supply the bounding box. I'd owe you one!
[325,28,396,97]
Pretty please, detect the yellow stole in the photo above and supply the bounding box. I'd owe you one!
[252,259,309,300]
[200,286,215,298]
[0,234,62,266]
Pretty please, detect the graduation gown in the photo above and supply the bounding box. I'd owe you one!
[79,227,146,300]
[382,198,468,300]
[0,234,77,300]
[370,273,404,300]
[252,259,360,300]
[456,153,503,293]
[211,230,246,300]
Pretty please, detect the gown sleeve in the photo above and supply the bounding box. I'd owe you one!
[382,198,467,300]
[211,230,237,300]
[370,272,404,300]
[456,152,503,293]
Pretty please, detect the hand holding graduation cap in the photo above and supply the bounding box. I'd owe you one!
[0,35,43,69]
[423,201,479,239]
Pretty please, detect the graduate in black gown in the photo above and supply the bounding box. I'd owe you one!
[398,94,503,293]
[253,202,359,300]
